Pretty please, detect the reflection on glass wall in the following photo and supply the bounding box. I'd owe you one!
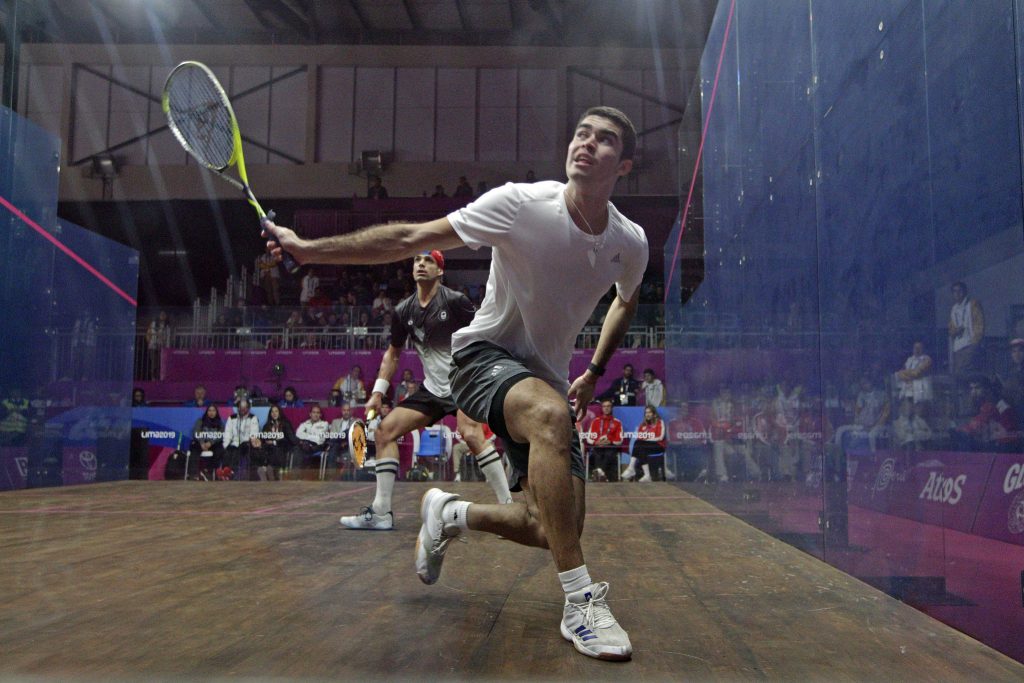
[0,106,139,491]
[666,0,1024,664]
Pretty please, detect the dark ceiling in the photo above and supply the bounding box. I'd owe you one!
[6,1,716,49]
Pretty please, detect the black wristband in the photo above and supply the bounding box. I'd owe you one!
[587,362,606,377]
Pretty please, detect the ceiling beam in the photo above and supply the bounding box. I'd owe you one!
[453,0,471,32]
[347,0,371,31]
[189,0,225,32]
[265,0,313,36]
[401,0,422,30]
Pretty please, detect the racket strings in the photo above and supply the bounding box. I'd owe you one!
[166,68,236,170]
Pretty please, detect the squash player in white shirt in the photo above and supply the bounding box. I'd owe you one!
[263,106,648,662]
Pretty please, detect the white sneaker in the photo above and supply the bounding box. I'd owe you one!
[560,582,632,661]
[415,488,461,585]
[638,473,653,483]
[621,467,636,481]
[340,505,394,530]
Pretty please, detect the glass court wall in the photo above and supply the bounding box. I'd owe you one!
[666,0,1024,663]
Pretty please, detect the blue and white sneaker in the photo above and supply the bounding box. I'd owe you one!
[560,582,632,661]
[415,488,461,585]
[340,505,394,530]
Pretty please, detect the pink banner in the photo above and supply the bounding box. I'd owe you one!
[847,450,994,535]
[972,454,1024,546]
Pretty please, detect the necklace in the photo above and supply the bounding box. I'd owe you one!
[566,190,606,267]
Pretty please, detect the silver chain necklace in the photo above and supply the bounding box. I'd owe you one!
[566,190,606,267]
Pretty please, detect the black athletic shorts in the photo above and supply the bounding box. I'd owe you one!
[396,385,458,425]
[450,341,586,492]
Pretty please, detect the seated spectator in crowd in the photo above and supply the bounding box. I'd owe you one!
[222,399,261,480]
[1000,338,1024,411]
[833,375,890,451]
[586,400,624,482]
[453,176,473,198]
[230,385,249,408]
[132,388,147,406]
[668,402,708,481]
[279,387,303,408]
[892,398,933,451]
[329,403,357,467]
[367,175,389,199]
[372,289,394,323]
[394,369,418,404]
[328,388,344,407]
[335,366,367,407]
[597,364,640,406]
[184,384,212,407]
[641,368,665,407]
[430,184,447,198]
[895,341,933,405]
[295,404,330,469]
[259,404,296,480]
[624,406,667,482]
[954,376,1020,452]
[190,404,225,480]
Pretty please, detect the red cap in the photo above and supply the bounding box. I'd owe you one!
[422,250,444,271]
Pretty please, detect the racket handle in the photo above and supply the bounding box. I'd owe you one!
[262,210,302,275]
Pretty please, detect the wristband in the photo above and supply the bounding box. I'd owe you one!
[372,378,390,396]
[587,362,606,377]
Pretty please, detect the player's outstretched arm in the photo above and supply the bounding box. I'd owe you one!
[568,288,641,419]
[262,216,464,266]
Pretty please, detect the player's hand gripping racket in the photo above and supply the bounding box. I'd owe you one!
[162,61,300,274]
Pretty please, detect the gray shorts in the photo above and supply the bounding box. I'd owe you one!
[450,341,586,492]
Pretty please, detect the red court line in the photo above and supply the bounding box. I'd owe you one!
[664,0,736,304]
[0,193,138,307]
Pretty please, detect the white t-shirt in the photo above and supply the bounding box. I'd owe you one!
[447,181,648,392]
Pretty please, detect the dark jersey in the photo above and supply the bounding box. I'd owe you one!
[390,285,476,397]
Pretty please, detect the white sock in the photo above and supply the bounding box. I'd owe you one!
[627,456,638,470]
[442,500,472,531]
[559,564,593,594]
[475,446,512,504]
[371,458,399,513]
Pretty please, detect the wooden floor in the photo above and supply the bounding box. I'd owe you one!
[1,481,1022,682]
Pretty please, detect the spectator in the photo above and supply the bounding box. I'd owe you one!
[190,404,225,480]
[949,281,985,412]
[586,400,624,482]
[328,388,344,407]
[256,250,280,305]
[597,364,640,406]
[453,176,473,198]
[372,289,394,322]
[833,375,890,451]
[640,368,664,407]
[668,402,708,481]
[892,398,932,450]
[430,184,447,198]
[1000,338,1024,411]
[475,180,489,197]
[145,310,171,380]
[394,369,417,404]
[262,405,299,481]
[300,269,320,306]
[230,385,249,408]
[367,175,389,200]
[525,169,536,182]
[335,366,367,407]
[955,376,1020,452]
[0,386,30,446]
[329,403,357,467]
[222,399,261,480]
[279,387,304,408]
[184,384,212,408]
[625,405,667,482]
[295,404,330,472]
[131,387,147,407]
[895,341,933,405]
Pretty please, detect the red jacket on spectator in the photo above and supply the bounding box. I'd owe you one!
[963,399,1020,445]
[587,415,623,448]
[636,419,666,448]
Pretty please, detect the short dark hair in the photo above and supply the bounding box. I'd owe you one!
[952,281,967,292]
[577,106,637,161]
